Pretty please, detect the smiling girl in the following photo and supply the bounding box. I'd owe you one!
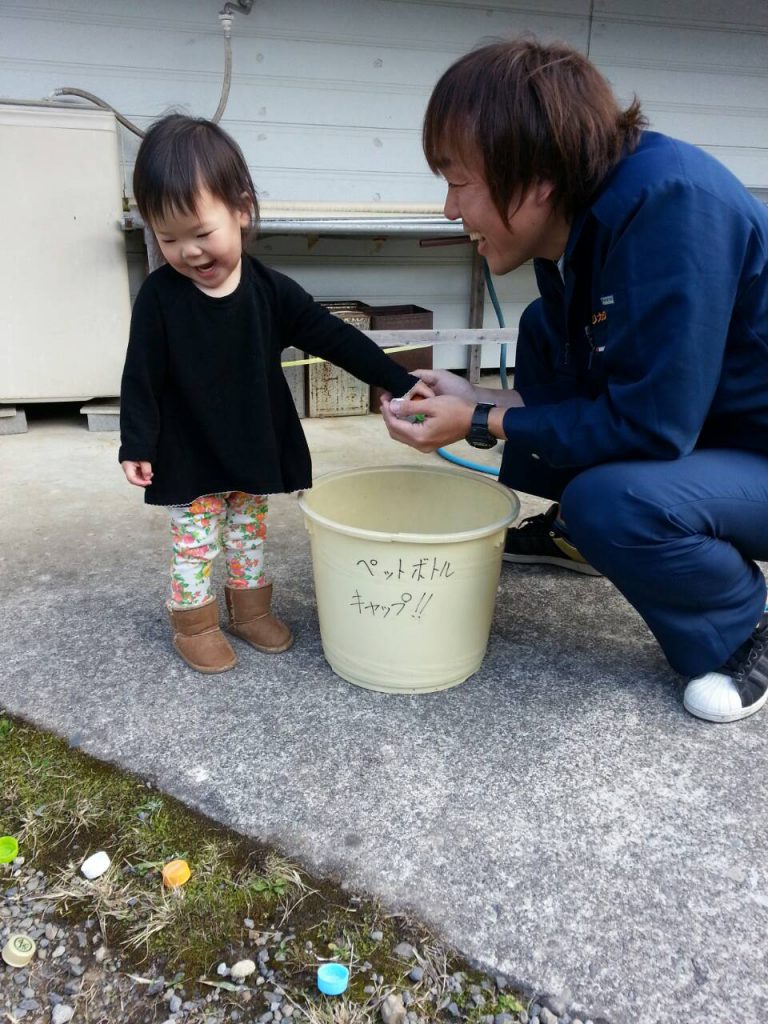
[119,114,419,674]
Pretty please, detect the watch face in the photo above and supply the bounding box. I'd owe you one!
[467,431,496,450]
[467,404,498,449]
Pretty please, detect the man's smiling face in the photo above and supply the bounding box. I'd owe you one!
[439,145,568,275]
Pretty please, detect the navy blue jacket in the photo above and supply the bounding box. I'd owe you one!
[502,131,768,469]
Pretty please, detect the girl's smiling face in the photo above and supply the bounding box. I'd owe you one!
[439,146,569,275]
[152,189,251,297]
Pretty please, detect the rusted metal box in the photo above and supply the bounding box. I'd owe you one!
[308,302,371,417]
[367,304,434,413]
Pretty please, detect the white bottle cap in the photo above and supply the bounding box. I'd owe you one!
[2,934,36,967]
[80,850,111,880]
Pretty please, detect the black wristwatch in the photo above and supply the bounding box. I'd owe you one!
[466,403,498,449]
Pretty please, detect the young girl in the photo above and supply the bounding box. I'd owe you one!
[119,114,419,674]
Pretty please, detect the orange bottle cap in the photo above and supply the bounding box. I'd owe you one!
[162,858,191,888]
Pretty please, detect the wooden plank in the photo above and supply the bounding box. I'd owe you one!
[467,245,485,384]
[361,328,518,347]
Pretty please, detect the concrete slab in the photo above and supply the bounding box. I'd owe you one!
[2,409,767,1024]
[0,406,27,435]
[79,399,120,432]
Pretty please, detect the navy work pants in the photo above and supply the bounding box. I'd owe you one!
[499,302,768,676]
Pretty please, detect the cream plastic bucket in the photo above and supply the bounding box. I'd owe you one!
[299,465,519,693]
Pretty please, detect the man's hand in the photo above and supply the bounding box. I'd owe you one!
[380,393,474,452]
[410,368,478,402]
[122,460,153,487]
[411,369,524,412]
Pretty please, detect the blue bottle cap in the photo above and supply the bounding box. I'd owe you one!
[317,962,350,995]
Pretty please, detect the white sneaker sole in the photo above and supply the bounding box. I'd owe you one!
[502,552,603,576]
[683,677,768,723]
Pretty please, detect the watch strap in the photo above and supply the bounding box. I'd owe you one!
[466,402,498,448]
[470,403,495,431]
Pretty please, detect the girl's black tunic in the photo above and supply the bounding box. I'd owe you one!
[119,256,416,506]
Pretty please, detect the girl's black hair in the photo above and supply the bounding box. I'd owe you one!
[133,114,259,231]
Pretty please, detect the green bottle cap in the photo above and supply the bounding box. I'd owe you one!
[0,836,19,863]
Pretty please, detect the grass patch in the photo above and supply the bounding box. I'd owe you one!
[0,713,527,1021]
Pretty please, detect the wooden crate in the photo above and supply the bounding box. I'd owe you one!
[308,302,371,417]
[367,305,433,412]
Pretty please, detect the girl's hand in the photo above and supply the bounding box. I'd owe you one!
[122,460,153,487]
[400,378,434,401]
[410,369,478,402]
[380,394,474,453]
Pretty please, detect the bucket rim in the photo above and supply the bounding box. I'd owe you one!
[298,463,519,544]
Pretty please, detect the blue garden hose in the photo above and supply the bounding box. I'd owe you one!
[434,446,500,474]
[436,258,508,476]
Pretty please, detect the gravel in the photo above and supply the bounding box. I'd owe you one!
[1,858,604,1023]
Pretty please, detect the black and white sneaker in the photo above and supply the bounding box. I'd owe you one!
[503,503,602,576]
[684,614,768,723]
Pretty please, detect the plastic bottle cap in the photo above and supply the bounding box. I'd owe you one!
[0,836,19,864]
[162,859,191,888]
[80,850,111,880]
[2,934,36,967]
[317,962,350,995]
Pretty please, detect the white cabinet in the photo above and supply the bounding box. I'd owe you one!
[0,103,131,402]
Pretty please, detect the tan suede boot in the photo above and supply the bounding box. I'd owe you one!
[168,597,237,673]
[225,583,294,654]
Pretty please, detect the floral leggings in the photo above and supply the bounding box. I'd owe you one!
[169,492,268,608]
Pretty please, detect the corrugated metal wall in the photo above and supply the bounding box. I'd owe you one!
[590,0,768,196]
[2,0,766,370]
